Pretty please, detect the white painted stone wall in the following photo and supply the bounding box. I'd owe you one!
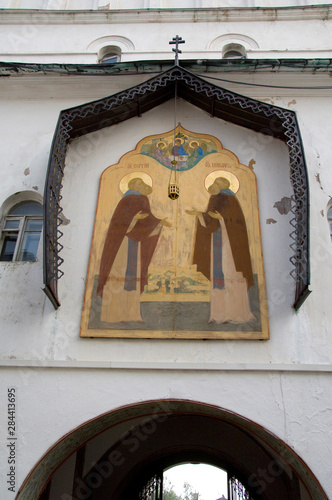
[1,92,331,364]
[0,4,332,499]
[1,368,332,497]
[1,7,332,64]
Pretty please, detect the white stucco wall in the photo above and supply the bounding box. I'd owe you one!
[1,92,331,365]
[0,5,332,499]
[1,368,332,498]
[0,82,331,497]
[1,6,332,63]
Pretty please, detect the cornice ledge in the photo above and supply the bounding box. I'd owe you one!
[1,359,332,372]
[1,59,332,78]
[0,5,332,24]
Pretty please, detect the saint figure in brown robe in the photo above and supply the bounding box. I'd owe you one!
[187,177,254,323]
[97,177,170,322]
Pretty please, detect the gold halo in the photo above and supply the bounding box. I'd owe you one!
[174,137,185,144]
[119,172,153,194]
[189,140,200,148]
[157,141,166,149]
[205,170,240,194]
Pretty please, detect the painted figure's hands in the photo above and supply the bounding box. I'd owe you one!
[160,218,172,227]
[134,211,149,220]
[186,208,202,216]
[208,210,223,220]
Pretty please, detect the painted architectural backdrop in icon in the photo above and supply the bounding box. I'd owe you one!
[80,126,269,339]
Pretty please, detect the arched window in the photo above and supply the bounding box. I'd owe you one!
[98,45,121,64]
[222,43,247,59]
[0,201,43,262]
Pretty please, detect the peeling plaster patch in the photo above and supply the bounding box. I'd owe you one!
[32,186,38,191]
[315,173,324,190]
[274,197,292,215]
[321,210,325,217]
[262,98,275,105]
[288,99,296,107]
[266,218,277,224]
[24,167,30,176]
[59,212,70,225]
[249,159,255,170]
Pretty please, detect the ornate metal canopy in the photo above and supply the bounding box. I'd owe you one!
[43,65,310,309]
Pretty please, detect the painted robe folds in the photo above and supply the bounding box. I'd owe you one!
[192,190,255,324]
[97,192,161,322]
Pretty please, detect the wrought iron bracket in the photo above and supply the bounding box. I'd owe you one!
[43,65,310,310]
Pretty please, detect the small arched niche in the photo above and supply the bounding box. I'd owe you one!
[222,42,247,59]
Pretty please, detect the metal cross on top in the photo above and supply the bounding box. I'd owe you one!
[169,35,185,65]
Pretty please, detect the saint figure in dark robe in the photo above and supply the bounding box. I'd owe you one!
[97,177,170,322]
[187,177,255,324]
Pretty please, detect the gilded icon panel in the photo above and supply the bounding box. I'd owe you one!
[80,127,269,339]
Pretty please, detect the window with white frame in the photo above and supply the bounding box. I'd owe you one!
[0,201,43,262]
[98,45,121,64]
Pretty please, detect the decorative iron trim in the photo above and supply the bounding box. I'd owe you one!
[138,473,163,500]
[43,65,310,310]
[229,475,257,500]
